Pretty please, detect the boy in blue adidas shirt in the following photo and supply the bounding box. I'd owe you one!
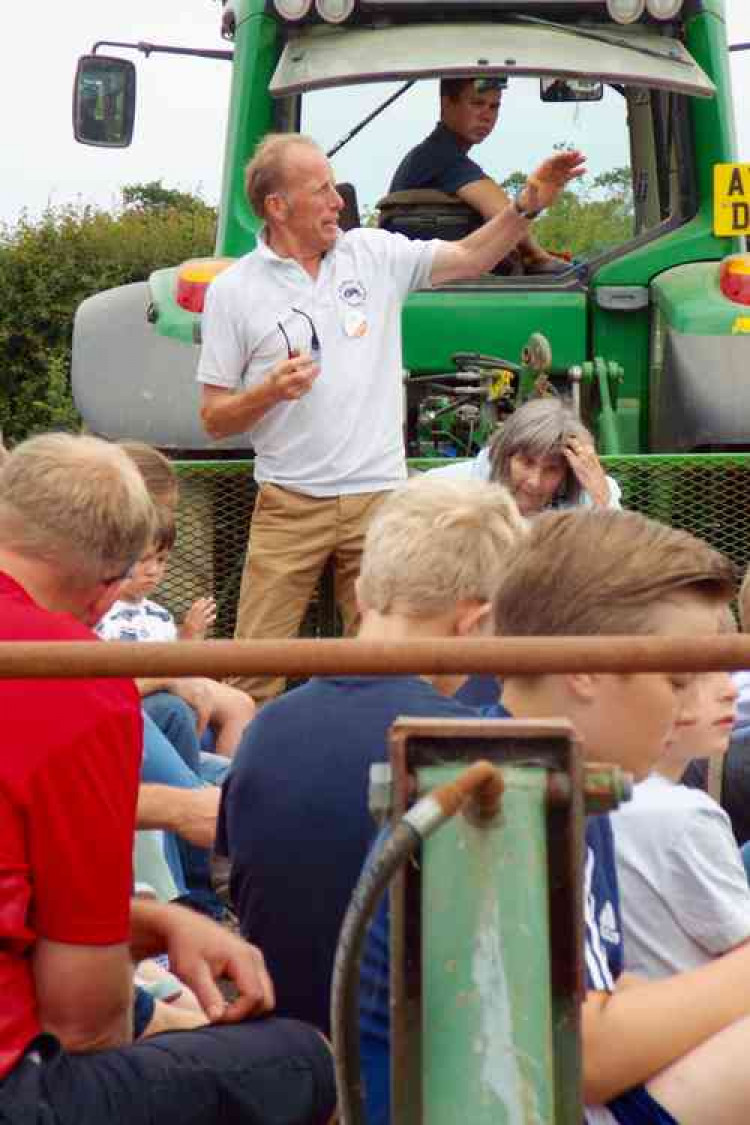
[362,509,750,1125]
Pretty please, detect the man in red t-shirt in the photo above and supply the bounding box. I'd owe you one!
[0,434,334,1125]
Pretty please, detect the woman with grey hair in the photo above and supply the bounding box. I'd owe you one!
[428,397,621,516]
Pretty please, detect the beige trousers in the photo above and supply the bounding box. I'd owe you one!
[230,483,389,701]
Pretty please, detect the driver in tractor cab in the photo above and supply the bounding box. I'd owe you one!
[389,76,567,274]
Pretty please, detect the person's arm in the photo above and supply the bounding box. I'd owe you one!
[130,898,274,1023]
[562,435,610,508]
[200,353,319,440]
[137,783,219,848]
[430,150,586,284]
[582,942,750,1104]
[26,690,142,1054]
[32,940,133,1052]
[457,177,553,262]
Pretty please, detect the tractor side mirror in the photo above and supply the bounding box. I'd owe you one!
[540,76,604,103]
[73,55,136,147]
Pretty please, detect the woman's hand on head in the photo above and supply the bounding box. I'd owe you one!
[563,437,609,507]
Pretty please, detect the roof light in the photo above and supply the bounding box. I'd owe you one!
[720,255,750,308]
[273,0,313,21]
[645,0,683,17]
[606,0,645,23]
[315,0,355,22]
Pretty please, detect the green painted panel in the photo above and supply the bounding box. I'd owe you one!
[402,290,587,375]
[420,765,563,1125]
[215,13,280,258]
[148,266,200,344]
[650,261,747,335]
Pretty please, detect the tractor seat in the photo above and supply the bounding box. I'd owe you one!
[376,189,483,241]
[377,189,523,275]
[336,182,361,232]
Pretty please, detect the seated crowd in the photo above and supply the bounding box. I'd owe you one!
[4,425,750,1125]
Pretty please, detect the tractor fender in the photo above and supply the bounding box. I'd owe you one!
[650,261,750,452]
[72,281,251,452]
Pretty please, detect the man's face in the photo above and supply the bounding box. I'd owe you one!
[578,596,725,781]
[275,146,344,253]
[442,85,502,147]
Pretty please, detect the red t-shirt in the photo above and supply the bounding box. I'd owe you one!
[0,572,142,1079]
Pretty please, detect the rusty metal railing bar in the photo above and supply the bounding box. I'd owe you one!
[4,636,750,678]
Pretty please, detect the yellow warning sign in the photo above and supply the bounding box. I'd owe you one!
[714,164,750,236]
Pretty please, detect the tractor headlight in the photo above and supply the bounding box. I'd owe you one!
[273,0,313,20]
[606,0,645,23]
[315,0,355,21]
[645,0,683,18]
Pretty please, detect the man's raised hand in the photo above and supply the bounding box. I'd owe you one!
[522,149,587,213]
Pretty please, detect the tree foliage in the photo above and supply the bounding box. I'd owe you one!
[0,187,216,442]
[503,165,634,256]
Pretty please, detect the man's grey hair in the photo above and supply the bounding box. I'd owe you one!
[244,133,321,219]
[489,397,597,506]
[357,475,526,617]
[0,433,156,588]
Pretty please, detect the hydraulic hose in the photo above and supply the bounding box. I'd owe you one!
[330,761,503,1125]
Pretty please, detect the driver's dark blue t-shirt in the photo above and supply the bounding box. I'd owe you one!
[389,122,487,194]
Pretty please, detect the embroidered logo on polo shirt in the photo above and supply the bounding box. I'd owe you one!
[338,279,367,306]
[598,901,620,945]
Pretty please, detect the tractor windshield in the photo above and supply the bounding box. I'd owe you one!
[302,75,689,269]
[282,19,711,276]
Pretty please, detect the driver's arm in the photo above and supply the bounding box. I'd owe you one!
[430,149,585,284]
[457,177,552,261]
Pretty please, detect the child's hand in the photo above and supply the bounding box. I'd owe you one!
[179,597,217,641]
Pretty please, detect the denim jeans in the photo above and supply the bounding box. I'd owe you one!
[0,1023,335,1125]
[140,694,224,917]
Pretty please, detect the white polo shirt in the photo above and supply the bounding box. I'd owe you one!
[197,227,439,497]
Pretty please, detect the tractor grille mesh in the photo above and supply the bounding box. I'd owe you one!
[159,455,750,639]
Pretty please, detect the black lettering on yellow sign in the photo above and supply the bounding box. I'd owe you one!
[714,164,750,235]
[728,166,746,195]
[734,202,750,228]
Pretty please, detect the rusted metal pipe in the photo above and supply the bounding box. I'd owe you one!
[547,764,632,812]
[429,760,504,821]
[2,635,750,679]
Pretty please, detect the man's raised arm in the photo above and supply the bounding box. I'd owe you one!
[430,149,586,285]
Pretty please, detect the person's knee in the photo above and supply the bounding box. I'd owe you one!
[144,690,199,739]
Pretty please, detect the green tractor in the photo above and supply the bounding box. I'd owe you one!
[71,1,750,579]
[72,0,750,452]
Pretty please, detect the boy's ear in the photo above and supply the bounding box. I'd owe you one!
[83,579,124,628]
[565,672,599,703]
[454,600,492,637]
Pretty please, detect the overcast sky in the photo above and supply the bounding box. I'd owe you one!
[2,1,749,228]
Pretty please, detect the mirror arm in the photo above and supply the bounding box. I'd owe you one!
[92,40,233,63]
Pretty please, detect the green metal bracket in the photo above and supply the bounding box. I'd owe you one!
[386,718,629,1125]
[580,358,625,456]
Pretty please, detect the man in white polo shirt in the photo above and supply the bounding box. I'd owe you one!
[198,131,584,701]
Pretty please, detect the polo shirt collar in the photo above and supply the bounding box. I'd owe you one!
[255,226,340,269]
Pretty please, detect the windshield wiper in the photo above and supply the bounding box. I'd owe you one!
[326,80,414,159]
[511,14,692,68]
